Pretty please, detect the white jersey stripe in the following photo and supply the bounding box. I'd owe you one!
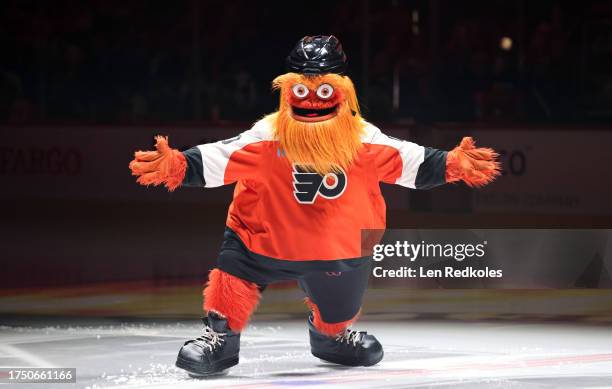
[198,118,274,187]
[362,122,425,189]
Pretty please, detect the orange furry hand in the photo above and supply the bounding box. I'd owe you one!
[446,137,500,187]
[128,136,186,191]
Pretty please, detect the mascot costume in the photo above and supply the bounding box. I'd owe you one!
[129,36,499,377]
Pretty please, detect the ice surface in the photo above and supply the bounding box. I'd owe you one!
[1,319,612,388]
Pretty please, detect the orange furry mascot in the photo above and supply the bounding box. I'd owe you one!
[129,35,499,377]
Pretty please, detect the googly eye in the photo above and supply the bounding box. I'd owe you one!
[316,83,334,100]
[291,84,309,99]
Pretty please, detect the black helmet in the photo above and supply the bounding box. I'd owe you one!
[286,35,347,75]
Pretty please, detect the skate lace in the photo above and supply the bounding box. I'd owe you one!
[335,329,363,347]
[193,326,226,352]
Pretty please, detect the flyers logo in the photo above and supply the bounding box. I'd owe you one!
[292,165,347,204]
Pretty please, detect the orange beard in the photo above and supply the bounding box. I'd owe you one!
[269,73,365,175]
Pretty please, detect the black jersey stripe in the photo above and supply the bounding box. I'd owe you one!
[182,147,205,187]
[217,228,371,285]
[415,147,447,190]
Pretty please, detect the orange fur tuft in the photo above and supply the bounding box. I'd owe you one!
[203,269,261,332]
[446,136,501,187]
[129,136,186,191]
[271,73,365,175]
[305,298,360,336]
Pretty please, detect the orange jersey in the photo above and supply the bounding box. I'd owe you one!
[181,117,447,261]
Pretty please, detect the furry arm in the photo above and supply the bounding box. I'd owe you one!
[129,136,187,192]
[446,137,500,187]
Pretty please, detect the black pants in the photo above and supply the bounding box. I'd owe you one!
[217,228,371,323]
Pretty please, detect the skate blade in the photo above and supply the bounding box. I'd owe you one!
[176,355,238,378]
[188,369,229,379]
[319,358,337,365]
[315,350,384,367]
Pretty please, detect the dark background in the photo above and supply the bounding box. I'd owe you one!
[2,0,612,124]
[1,0,611,298]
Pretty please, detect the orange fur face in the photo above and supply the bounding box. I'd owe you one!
[270,73,365,175]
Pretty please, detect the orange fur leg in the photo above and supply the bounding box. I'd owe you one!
[203,269,261,332]
[305,298,360,337]
[446,137,501,187]
[128,136,186,191]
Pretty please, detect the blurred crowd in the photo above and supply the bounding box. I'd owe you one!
[1,0,611,124]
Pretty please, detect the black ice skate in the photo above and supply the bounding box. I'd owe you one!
[176,313,240,377]
[308,315,384,367]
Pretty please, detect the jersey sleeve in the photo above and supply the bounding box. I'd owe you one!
[181,128,264,188]
[369,127,447,189]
